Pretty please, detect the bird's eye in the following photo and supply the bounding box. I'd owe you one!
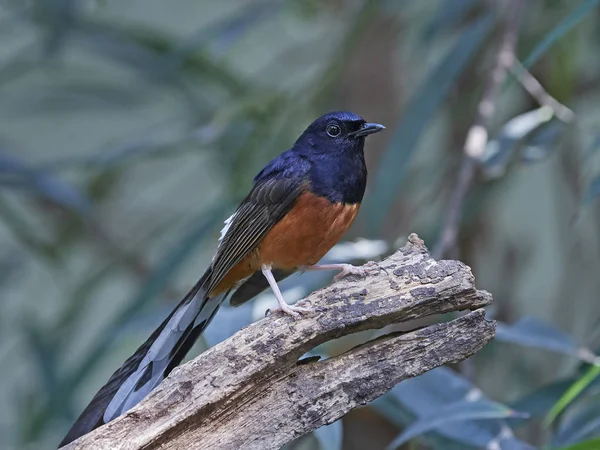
[326,124,341,138]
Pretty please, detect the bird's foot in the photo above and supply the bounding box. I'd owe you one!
[332,263,370,281]
[271,302,312,319]
[262,266,312,319]
[300,262,380,282]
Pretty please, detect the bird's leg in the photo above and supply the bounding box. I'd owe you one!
[262,267,311,319]
[300,263,373,282]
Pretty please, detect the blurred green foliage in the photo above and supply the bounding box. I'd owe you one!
[1,0,600,449]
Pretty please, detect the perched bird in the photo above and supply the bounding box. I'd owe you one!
[59,111,385,447]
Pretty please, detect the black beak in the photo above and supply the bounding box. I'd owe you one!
[350,122,386,138]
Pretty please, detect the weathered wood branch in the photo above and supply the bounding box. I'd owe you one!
[64,234,495,450]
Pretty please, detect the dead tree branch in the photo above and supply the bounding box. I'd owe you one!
[63,234,494,450]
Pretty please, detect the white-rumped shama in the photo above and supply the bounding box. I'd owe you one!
[59,111,385,447]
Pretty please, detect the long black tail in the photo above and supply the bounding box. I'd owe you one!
[58,267,292,447]
[58,270,224,447]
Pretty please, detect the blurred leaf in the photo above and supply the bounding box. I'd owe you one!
[38,139,188,171]
[54,261,117,336]
[0,45,39,87]
[583,175,600,206]
[392,363,471,404]
[482,107,555,178]
[85,166,123,203]
[372,396,492,450]
[584,133,600,159]
[55,165,126,247]
[11,83,151,115]
[313,419,343,450]
[0,151,90,214]
[556,437,600,450]
[496,317,599,364]
[546,365,600,426]
[76,19,249,97]
[552,399,600,447]
[0,253,21,289]
[368,13,494,232]
[511,379,575,418]
[0,196,61,263]
[422,0,481,41]
[382,368,533,449]
[371,394,414,426]
[386,400,529,450]
[520,119,565,163]
[170,0,279,58]
[521,0,600,70]
[23,323,63,410]
[33,0,78,56]
[36,119,225,173]
[21,321,71,440]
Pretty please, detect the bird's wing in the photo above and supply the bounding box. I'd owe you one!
[205,176,307,293]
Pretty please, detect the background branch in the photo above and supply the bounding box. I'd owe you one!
[62,234,494,450]
[511,60,575,123]
[433,0,525,259]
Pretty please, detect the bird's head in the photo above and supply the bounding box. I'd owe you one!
[293,111,385,156]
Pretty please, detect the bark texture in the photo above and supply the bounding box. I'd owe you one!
[64,234,495,450]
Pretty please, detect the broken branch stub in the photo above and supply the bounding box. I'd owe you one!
[63,233,495,450]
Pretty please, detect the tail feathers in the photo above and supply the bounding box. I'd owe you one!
[106,289,224,420]
[59,272,224,448]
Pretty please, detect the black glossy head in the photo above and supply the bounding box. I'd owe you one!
[278,111,385,203]
[293,111,385,155]
[254,111,385,204]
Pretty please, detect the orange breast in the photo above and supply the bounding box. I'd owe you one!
[258,192,360,269]
[211,192,360,294]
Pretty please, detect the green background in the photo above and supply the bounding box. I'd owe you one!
[1,1,600,449]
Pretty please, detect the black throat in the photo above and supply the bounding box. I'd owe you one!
[306,149,367,204]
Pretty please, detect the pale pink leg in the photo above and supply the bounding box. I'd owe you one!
[262,267,311,319]
[300,263,370,282]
